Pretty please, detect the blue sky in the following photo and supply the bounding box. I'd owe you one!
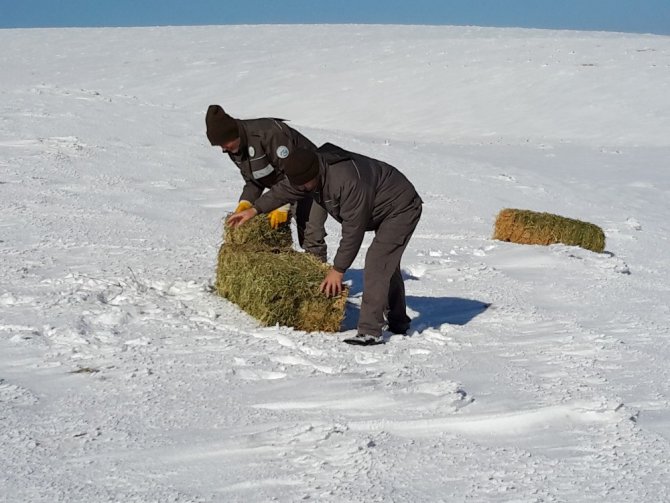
[1,0,669,35]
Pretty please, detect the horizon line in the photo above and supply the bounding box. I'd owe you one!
[1,22,667,37]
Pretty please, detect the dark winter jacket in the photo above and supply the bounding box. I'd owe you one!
[253,143,422,273]
[228,118,317,203]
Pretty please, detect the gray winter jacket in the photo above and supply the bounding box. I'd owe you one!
[228,118,317,203]
[253,143,422,273]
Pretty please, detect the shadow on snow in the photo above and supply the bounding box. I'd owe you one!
[341,269,490,333]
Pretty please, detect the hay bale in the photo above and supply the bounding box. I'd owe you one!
[493,208,606,253]
[223,213,293,252]
[215,214,347,332]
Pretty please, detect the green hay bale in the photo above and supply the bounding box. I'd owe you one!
[216,215,347,332]
[493,208,606,253]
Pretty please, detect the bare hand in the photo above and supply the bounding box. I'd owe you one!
[320,269,344,297]
[227,207,258,228]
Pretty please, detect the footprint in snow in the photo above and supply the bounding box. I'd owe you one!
[0,379,39,407]
[496,173,517,182]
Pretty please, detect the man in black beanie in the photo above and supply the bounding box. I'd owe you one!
[205,105,240,146]
[228,143,422,346]
[205,105,328,261]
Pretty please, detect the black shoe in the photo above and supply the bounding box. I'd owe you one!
[343,333,384,346]
[387,324,409,335]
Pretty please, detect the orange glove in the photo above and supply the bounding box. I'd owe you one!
[234,200,252,213]
[268,204,290,229]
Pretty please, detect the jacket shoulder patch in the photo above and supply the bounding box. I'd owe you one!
[276,146,290,159]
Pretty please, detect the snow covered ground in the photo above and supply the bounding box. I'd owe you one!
[1,24,670,502]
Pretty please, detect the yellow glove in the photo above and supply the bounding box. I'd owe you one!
[234,200,252,213]
[268,204,290,229]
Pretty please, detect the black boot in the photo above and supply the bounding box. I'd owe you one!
[343,333,384,346]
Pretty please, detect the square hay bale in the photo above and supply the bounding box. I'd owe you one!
[223,213,294,252]
[215,214,347,332]
[493,208,605,253]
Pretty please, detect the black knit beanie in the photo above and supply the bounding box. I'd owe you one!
[205,105,239,145]
[283,149,320,186]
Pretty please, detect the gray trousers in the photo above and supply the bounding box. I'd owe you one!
[358,196,422,337]
[294,196,328,262]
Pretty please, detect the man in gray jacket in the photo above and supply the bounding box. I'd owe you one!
[227,143,422,346]
[206,104,328,261]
